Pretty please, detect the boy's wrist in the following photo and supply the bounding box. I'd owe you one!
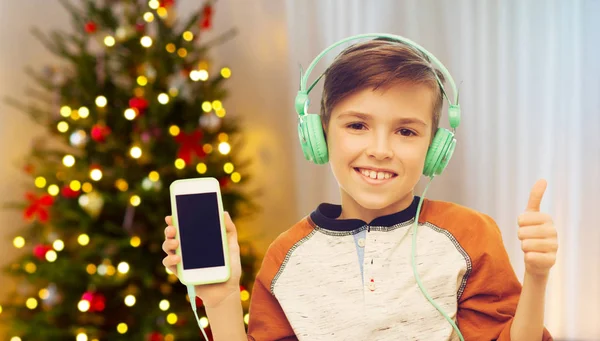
[197,287,241,309]
[524,271,549,286]
[201,288,247,341]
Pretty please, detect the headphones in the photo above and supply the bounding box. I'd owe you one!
[295,33,461,177]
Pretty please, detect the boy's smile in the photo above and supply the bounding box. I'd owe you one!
[354,167,397,185]
[325,81,435,222]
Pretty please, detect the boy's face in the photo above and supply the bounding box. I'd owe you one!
[325,82,434,219]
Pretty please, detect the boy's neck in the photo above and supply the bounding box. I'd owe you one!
[338,191,416,223]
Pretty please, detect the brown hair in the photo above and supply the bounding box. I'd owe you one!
[320,38,446,142]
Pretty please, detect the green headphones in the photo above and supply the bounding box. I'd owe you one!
[295,33,461,177]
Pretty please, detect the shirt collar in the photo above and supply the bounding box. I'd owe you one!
[309,196,420,232]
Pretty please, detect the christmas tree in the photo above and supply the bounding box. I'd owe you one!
[0,0,258,340]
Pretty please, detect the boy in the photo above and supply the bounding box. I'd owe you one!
[162,36,558,340]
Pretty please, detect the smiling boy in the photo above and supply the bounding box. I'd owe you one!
[162,35,558,340]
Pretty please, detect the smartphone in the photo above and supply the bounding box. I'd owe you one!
[169,177,230,286]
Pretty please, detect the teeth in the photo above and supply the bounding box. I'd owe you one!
[359,168,394,180]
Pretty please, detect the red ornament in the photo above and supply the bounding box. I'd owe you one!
[33,244,53,260]
[85,21,97,34]
[160,0,175,7]
[82,292,94,302]
[148,331,163,341]
[200,5,213,30]
[91,294,106,312]
[24,163,35,174]
[176,316,188,326]
[91,124,111,143]
[218,177,229,188]
[61,185,80,199]
[195,296,203,307]
[135,22,146,33]
[129,97,149,112]
[24,192,54,223]
[174,129,206,164]
[82,291,106,312]
[180,67,192,77]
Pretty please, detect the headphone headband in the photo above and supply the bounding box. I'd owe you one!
[295,33,461,129]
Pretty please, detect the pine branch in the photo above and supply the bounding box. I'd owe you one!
[30,147,72,162]
[3,96,52,125]
[180,11,202,34]
[202,26,238,50]
[22,86,56,106]
[24,67,59,93]
[65,31,86,51]
[92,2,119,30]
[0,201,27,210]
[57,0,80,17]
[49,30,77,60]
[29,28,72,61]
[58,0,86,32]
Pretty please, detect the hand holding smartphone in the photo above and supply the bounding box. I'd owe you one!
[164,177,242,307]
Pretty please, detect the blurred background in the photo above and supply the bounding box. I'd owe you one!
[0,0,598,340]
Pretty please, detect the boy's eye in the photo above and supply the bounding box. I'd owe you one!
[347,123,366,130]
[398,128,416,136]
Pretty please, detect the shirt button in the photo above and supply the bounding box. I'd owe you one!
[357,238,365,247]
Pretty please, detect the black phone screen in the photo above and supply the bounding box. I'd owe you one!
[175,192,225,269]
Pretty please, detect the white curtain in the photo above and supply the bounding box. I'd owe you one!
[284,0,600,339]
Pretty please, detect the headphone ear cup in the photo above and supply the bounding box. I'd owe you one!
[298,119,313,161]
[423,128,456,177]
[305,114,329,164]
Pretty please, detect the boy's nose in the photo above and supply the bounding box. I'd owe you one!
[366,135,394,160]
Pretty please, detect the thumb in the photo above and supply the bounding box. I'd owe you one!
[223,211,237,235]
[526,179,547,212]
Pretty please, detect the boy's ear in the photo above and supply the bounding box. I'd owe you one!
[321,119,328,142]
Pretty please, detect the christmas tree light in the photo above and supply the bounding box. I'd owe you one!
[13,236,25,249]
[95,96,107,107]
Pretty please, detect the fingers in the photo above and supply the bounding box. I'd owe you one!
[161,213,239,276]
[164,225,176,239]
[524,252,556,268]
[162,238,179,254]
[223,211,237,235]
[518,212,553,226]
[518,223,557,240]
[162,254,180,271]
[162,216,179,274]
[223,211,241,254]
[521,238,558,253]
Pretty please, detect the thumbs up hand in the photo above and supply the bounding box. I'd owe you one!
[517,179,558,279]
